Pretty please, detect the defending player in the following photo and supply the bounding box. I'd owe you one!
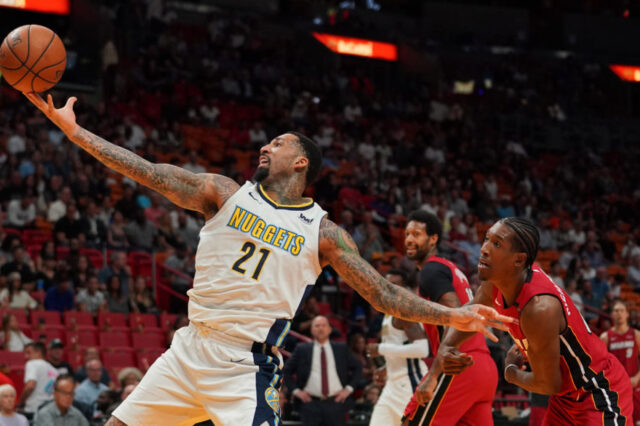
[601,300,640,425]
[23,92,512,426]
[367,270,430,426]
[401,210,498,426]
[419,217,633,425]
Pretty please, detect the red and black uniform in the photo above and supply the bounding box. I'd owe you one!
[606,328,640,424]
[494,264,633,425]
[403,256,498,426]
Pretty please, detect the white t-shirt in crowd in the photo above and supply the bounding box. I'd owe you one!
[24,359,59,413]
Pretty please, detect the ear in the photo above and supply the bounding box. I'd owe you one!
[428,234,439,247]
[514,252,527,267]
[293,156,309,173]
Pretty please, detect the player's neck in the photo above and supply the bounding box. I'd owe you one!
[260,177,307,205]
[497,270,528,306]
[612,323,630,334]
[417,248,438,269]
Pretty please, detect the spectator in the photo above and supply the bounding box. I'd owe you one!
[549,261,565,289]
[348,332,373,385]
[34,254,57,292]
[129,276,157,314]
[47,339,74,376]
[291,295,319,337]
[18,342,58,416]
[7,123,27,155]
[283,315,362,426]
[352,212,385,262]
[54,203,89,245]
[566,279,585,315]
[47,186,73,223]
[123,209,157,252]
[106,212,129,251]
[83,201,107,248]
[456,227,481,268]
[164,243,194,296]
[0,272,38,310]
[578,256,596,281]
[70,255,94,290]
[628,255,640,289]
[93,390,115,424]
[5,196,36,229]
[98,251,131,298]
[74,360,109,407]
[1,246,36,285]
[182,151,206,174]
[591,267,612,304]
[0,314,32,352]
[0,384,28,426]
[114,185,138,221]
[75,275,106,315]
[34,375,88,426]
[44,276,75,312]
[173,210,200,250]
[105,383,137,417]
[74,348,110,387]
[34,241,56,273]
[105,275,129,314]
[116,367,142,390]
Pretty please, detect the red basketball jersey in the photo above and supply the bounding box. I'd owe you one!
[420,256,489,356]
[606,328,639,378]
[493,264,626,397]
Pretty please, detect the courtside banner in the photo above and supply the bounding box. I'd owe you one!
[312,32,398,61]
[610,64,640,82]
[0,0,69,14]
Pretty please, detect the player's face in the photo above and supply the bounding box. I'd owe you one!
[611,302,629,326]
[254,134,306,183]
[404,221,437,262]
[478,222,525,282]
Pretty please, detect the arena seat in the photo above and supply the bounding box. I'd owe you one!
[65,350,85,370]
[103,349,136,369]
[31,326,65,344]
[136,348,165,371]
[132,332,166,350]
[66,329,99,348]
[64,311,95,328]
[30,311,61,328]
[0,351,25,367]
[79,248,104,269]
[97,312,127,330]
[129,313,159,331]
[99,331,131,348]
[159,313,178,330]
[0,309,28,326]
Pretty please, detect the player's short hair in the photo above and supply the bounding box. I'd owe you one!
[407,210,442,242]
[287,131,322,186]
[500,217,540,269]
[26,341,46,356]
[610,298,627,312]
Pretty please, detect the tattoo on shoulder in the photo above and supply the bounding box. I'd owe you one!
[209,174,240,207]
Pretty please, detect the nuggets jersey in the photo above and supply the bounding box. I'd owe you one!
[494,265,629,402]
[188,181,327,346]
[420,256,489,356]
[380,315,427,388]
[606,328,639,378]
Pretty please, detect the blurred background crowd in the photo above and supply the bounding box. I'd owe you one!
[1,0,640,424]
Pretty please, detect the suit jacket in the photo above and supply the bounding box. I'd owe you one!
[283,341,362,394]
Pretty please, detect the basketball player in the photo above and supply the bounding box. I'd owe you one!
[401,210,498,426]
[418,217,633,425]
[24,92,512,426]
[601,300,640,425]
[367,269,429,426]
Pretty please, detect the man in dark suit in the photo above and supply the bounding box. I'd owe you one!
[283,315,362,426]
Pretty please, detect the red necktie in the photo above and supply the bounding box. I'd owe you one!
[320,346,329,397]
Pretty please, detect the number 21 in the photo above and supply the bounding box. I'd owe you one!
[231,241,271,280]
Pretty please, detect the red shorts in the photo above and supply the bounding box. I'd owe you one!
[634,386,640,426]
[543,358,633,426]
[402,351,497,426]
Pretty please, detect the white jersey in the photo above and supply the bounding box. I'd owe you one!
[380,315,427,387]
[188,181,327,346]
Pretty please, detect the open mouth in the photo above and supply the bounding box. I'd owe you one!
[259,156,269,166]
[406,246,417,256]
[478,259,490,269]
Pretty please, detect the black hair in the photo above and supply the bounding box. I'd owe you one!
[386,268,408,285]
[26,341,46,357]
[288,131,323,186]
[407,210,442,242]
[500,217,540,270]
[610,298,627,312]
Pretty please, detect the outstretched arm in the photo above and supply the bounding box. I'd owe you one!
[318,218,511,337]
[24,93,238,217]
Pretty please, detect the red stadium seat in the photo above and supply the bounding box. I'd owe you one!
[103,349,136,369]
[99,331,131,348]
[64,312,95,328]
[0,351,26,367]
[79,248,104,269]
[26,244,42,261]
[159,313,178,330]
[22,229,52,246]
[7,368,24,399]
[65,350,85,370]
[31,326,65,344]
[66,329,99,348]
[0,309,28,326]
[56,246,70,260]
[29,291,45,306]
[132,332,166,350]
[129,313,159,331]
[136,348,165,371]
[316,302,332,316]
[97,312,127,330]
[30,311,61,328]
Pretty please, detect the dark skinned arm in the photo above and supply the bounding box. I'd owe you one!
[318,218,512,338]
[23,93,239,218]
[504,295,563,394]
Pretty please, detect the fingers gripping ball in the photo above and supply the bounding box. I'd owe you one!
[0,24,66,93]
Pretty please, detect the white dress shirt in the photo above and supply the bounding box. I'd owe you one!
[304,341,344,398]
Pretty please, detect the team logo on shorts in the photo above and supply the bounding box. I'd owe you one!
[264,386,280,413]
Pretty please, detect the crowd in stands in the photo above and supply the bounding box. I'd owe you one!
[0,0,639,423]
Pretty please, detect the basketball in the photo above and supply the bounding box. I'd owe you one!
[0,24,66,93]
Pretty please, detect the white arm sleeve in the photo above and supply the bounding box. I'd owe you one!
[378,339,430,359]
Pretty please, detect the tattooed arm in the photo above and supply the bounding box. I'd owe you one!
[24,93,238,218]
[318,217,512,336]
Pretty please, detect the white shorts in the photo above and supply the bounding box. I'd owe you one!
[369,378,415,426]
[113,323,283,426]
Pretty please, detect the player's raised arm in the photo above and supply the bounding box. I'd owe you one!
[318,217,511,338]
[23,93,239,218]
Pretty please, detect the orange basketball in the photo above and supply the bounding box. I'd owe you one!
[0,24,66,93]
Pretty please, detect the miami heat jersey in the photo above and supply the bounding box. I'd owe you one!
[418,256,489,355]
[379,315,428,388]
[188,181,327,346]
[606,328,639,378]
[493,264,625,398]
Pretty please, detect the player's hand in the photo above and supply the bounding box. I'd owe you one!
[504,344,525,369]
[293,389,312,403]
[334,388,351,403]
[440,346,474,375]
[366,343,380,358]
[447,304,514,342]
[415,371,439,405]
[23,92,79,137]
